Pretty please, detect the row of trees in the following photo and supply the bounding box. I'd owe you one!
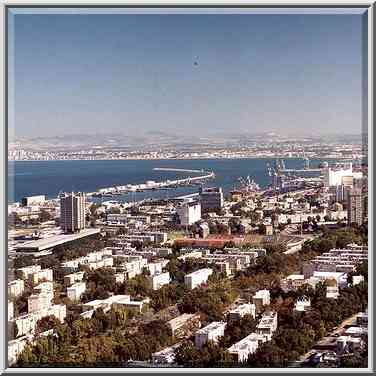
[16,307,173,367]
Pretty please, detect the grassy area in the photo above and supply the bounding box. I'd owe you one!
[168,231,186,241]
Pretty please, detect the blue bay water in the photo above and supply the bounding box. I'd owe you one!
[8,158,322,203]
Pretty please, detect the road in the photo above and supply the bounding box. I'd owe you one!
[298,313,358,363]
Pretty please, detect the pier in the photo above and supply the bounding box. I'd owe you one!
[279,168,322,173]
[153,168,205,173]
[86,170,215,197]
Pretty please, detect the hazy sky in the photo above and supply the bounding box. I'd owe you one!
[8,9,366,139]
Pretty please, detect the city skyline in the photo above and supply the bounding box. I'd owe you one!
[8,9,366,139]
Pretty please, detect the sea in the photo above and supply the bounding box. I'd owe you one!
[8,158,326,204]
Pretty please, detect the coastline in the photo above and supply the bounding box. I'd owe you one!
[8,155,356,162]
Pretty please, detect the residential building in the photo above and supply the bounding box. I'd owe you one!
[256,311,278,340]
[280,275,305,292]
[356,312,368,327]
[8,336,29,365]
[152,342,182,364]
[294,296,311,312]
[253,290,270,312]
[8,301,14,321]
[150,272,170,290]
[176,201,201,226]
[228,304,256,321]
[198,223,210,238]
[28,292,53,313]
[29,268,53,285]
[195,321,226,349]
[199,187,224,212]
[167,313,201,339]
[60,192,86,233]
[324,164,353,187]
[17,265,41,279]
[13,304,66,337]
[184,268,213,290]
[347,188,364,226]
[8,280,25,297]
[34,281,54,294]
[67,282,86,301]
[21,195,46,207]
[64,271,85,286]
[228,332,267,363]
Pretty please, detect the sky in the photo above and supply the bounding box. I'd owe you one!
[8,9,366,139]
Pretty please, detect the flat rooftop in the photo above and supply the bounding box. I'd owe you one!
[16,228,100,252]
[196,321,226,334]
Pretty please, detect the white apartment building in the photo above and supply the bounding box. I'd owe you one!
[228,304,256,321]
[176,201,201,226]
[253,290,270,312]
[67,282,86,301]
[124,258,148,279]
[64,271,85,286]
[195,321,226,349]
[107,214,151,225]
[8,336,29,365]
[28,292,54,313]
[353,275,365,286]
[115,272,127,284]
[294,297,311,312]
[29,268,53,285]
[82,295,146,314]
[34,281,54,294]
[17,265,41,279]
[216,261,231,276]
[14,304,66,337]
[150,272,170,290]
[8,301,14,321]
[8,280,25,298]
[324,164,353,187]
[152,342,182,364]
[228,332,267,363]
[184,268,213,290]
[256,311,278,341]
[88,257,114,270]
[280,274,306,292]
[145,261,164,276]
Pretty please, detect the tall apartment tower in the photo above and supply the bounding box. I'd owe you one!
[347,189,364,226]
[199,187,224,212]
[60,192,86,233]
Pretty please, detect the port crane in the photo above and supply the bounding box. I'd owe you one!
[237,175,260,193]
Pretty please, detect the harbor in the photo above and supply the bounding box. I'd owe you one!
[87,169,215,198]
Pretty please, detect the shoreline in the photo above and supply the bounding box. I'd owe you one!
[8,155,357,162]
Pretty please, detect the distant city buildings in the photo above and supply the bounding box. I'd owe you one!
[21,195,46,207]
[60,192,86,233]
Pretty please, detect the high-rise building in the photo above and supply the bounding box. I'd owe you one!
[324,163,353,187]
[176,200,201,227]
[60,192,86,233]
[347,189,364,226]
[199,187,224,212]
